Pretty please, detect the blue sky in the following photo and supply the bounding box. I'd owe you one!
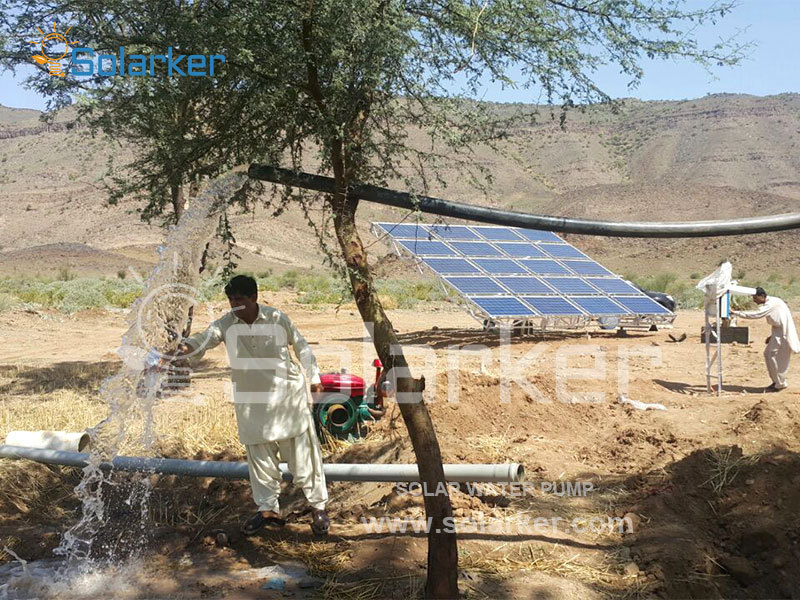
[2,0,798,110]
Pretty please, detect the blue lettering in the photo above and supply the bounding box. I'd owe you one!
[98,54,117,76]
[187,55,206,76]
[149,54,166,76]
[71,47,94,76]
[167,47,185,76]
[67,46,225,77]
[128,54,147,76]
[209,54,225,76]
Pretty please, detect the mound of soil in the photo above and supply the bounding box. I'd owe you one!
[624,446,800,599]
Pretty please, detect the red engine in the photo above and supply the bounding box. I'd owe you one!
[313,359,389,437]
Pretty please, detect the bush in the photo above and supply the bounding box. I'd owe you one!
[375,279,445,308]
[0,293,17,313]
[57,267,76,281]
[626,271,700,310]
[0,277,145,314]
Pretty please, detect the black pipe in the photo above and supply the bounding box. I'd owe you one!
[248,164,800,238]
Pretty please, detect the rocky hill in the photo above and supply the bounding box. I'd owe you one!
[1,93,798,281]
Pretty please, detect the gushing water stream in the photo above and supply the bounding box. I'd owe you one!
[0,170,248,598]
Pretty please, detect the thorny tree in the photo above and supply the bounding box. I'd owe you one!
[1,0,745,596]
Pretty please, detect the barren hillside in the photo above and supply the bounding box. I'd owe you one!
[1,93,798,280]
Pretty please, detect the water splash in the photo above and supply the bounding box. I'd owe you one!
[50,171,248,567]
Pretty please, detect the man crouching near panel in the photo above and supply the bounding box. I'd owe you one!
[176,274,330,535]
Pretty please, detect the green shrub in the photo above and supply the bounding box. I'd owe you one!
[57,267,76,281]
[0,277,146,314]
[376,280,445,308]
[0,293,17,313]
[278,270,300,289]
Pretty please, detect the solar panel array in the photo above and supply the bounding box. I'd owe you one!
[374,222,673,320]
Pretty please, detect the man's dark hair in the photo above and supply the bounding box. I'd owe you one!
[754,286,767,298]
[225,274,257,298]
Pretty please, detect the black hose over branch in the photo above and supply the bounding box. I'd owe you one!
[248,164,800,239]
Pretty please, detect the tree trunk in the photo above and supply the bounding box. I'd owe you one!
[328,186,458,599]
[181,241,210,339]
[171,183,185,222]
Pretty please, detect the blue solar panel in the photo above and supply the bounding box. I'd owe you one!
[376,223,428,238]
[495,243,548,258]
[450,242,503,256]
[515,229,563,242]
[470,296,535,317]
[445,277,505,294]
[613,296,672,315]
[572,297,629,315]
[422,258,480,274]
[497,277,554,294]
[519,260,572,275]
[563,261,614,276]
[587,278,640,295]
[426,225,480,240]
[540,244,588,259]
[398,240,454,256]
[472,227,523,241]
[544,278,600,294]
[473,259,528,274]
[376,222,675,322]
[523,297,584,315]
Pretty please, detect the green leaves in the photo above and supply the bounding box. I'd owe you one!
[0,0,747,240]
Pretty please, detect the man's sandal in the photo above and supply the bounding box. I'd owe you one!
[241,512,286,535]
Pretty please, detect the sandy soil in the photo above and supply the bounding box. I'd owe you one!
[1,299,799,599]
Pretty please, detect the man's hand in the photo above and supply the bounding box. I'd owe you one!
[173,343,192,359]
[310,383,323,393]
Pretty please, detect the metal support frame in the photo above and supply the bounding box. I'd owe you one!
[705,295,723,395]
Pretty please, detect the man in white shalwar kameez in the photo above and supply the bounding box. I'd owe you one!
[732,287,800,392]
[177,275,330,535]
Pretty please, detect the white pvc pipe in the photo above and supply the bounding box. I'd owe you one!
[4,431,90,452]
[0,445,524,483]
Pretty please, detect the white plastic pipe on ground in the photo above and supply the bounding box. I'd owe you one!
[0,445,524,483]
[4,431,90,452]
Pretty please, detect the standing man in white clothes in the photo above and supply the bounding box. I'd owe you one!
[732,287,800,392]
[177,275,330,535]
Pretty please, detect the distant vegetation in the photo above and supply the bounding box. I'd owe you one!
[0,270,445,314]
[254,270,445,309]
[626,271,800,310]
[4,268,798,315]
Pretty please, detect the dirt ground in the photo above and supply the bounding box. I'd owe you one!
[1,296,799,599]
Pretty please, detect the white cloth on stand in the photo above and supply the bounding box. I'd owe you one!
[696,261,732,300]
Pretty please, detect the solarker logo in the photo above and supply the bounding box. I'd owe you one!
[29,23,225,77]
[72,47,226,77]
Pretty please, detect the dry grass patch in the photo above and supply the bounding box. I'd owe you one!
[321,574,423,600]
[702,446,760,494]
[262,538,352,576]
[459,543,615,585]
